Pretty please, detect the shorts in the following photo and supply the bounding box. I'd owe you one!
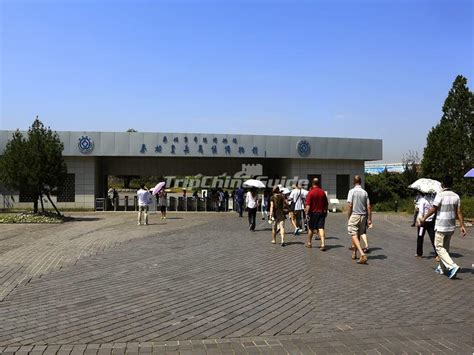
[308,212,326,230]
[348,214,367,236]
[139,205,149,212]
[160,205,167,213]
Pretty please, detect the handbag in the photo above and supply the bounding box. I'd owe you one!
[289,191,301,213]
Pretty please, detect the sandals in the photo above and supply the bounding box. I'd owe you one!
[351,250,357,260]
[319,246,326,251]
[305,243,312,248]
[357,255,368,264]
[362,247,370,253]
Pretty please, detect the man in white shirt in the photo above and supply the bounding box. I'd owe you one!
[421,175,467,279]
[137,183,151,226]
[289,184,305,235]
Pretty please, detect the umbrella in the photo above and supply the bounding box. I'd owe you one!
[243,179,266,189]
[408,178,442,194]
[281,187,291,195]
[152,182,166,195]
[464,168,474,178]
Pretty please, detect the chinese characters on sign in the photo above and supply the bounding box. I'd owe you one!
[139,136,268,156]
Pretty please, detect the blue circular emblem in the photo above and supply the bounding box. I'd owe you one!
[297,139,311,157]
[78,136,94,154]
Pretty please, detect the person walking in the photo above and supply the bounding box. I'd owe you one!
[347,175,371,264]
[158,189,168,220]
[235,186,245,217]
[304,178,328,250]
[217,189,225,212]
[420,176,467,279]
[412,192,421,226]
[261,189,270,220]
[415,193,437,259]
[289,184,305,235]
[137,184,151,226]
[246,188,259,231]
[269,186,287,246]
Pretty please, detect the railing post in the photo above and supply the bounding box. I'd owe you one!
[124,196,128,211]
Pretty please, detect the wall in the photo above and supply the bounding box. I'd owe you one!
[1,156,97,210]
[281,159,365,199]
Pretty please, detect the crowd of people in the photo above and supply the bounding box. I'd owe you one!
[236,174,467,273]
[134,174,467,276]
[235,176,372,264]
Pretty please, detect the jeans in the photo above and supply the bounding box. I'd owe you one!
[236,200,244,217]
[248,207,257,230]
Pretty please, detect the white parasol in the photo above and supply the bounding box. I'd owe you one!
[243,179,266,189]
[408,178,442,194]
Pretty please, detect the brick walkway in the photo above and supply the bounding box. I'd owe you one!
[0,212,472,354]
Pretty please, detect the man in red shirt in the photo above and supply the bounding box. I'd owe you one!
[304,178,329,250]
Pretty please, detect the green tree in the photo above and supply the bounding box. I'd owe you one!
[422,75,473,195]
[0,118,67,214]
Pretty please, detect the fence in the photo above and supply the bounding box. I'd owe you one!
[96,196,231,212]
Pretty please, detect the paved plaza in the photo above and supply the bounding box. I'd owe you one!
[0,211,472,354]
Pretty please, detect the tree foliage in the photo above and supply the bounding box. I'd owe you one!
[0,118,67,214]
[365,150,420,211]
[422,75,473,195]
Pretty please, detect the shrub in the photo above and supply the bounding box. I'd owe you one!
[461,197,474,219]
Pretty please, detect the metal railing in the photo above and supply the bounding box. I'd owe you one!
[96,196,231,212]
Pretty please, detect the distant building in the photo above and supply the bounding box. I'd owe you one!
[0,130,382,209]
[365,162,405,175]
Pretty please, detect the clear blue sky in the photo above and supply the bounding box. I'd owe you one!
[1,0,472,162]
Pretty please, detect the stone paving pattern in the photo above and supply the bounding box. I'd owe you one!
[0,212,472,354]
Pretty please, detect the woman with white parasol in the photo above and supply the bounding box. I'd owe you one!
[409,178,442,260]
[243,179,265,231]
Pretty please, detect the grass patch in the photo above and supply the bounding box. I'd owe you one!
[0,211,64,224]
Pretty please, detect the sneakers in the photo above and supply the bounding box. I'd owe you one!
[448,264,460,279]
[434,265,444,275]
[294,228,301,236]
